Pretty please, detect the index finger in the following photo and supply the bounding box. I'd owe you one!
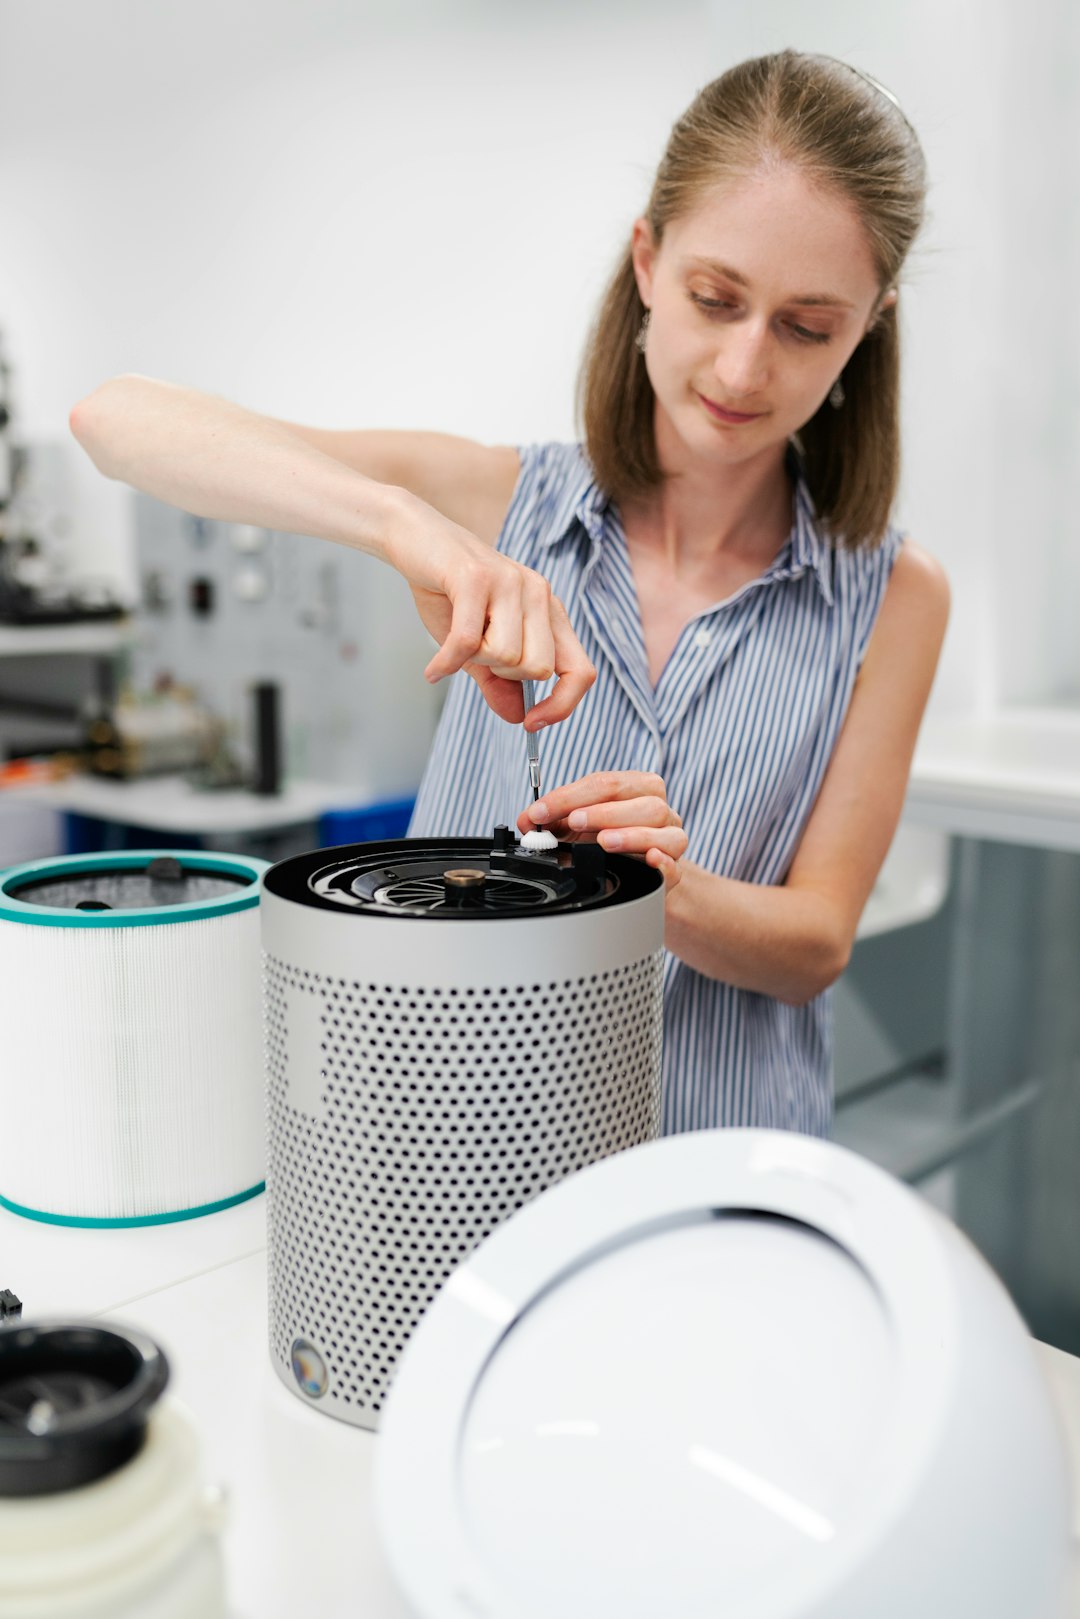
[527,772,667,823]
[523,596,595,728]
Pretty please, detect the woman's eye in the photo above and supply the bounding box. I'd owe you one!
[787,321,832,345]
[689,292,832,346]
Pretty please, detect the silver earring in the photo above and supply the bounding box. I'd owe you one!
[829,377,845,409]
[635,310,651,354]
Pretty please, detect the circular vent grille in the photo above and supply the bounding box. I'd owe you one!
[305,839,616,919]
[373,872,552,914]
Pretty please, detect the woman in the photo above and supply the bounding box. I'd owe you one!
[71,50,948,1139]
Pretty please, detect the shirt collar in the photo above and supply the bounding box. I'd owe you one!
[784,475,836,607]
[538,445,836,607]
[538,451,609,551]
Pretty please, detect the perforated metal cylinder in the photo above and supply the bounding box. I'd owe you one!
[261,842,665,1429]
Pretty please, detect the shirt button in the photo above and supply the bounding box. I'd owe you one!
[693,627,713,649]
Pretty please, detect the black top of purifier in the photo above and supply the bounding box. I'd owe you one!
[0,1323,169,1496]
[264,826,662,920]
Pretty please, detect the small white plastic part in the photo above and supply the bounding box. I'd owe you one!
[520,829,558,852]
[0,1397,229,1618]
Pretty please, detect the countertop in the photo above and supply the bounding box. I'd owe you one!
[3,1192,1079,1619]
[3,772,370,834]
[906,706,1080,851]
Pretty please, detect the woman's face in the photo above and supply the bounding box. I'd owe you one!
[631,166,893,473]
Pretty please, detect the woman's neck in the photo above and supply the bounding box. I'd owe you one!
[624,412,793,576]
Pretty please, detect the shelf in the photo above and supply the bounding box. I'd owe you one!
[906,706,1080,852]
[6,771,373,834]
[0,621,131,657]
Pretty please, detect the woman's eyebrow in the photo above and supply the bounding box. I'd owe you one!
[684,256,855,310]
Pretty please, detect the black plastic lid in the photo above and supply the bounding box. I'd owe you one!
[264,826,662,920]
[0,1323,169,1496]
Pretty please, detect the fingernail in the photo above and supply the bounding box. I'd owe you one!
[568,810,587,830]
[532,802,549,822]
[603,832,624,849]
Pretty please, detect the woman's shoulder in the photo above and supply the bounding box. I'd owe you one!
[843,524,948,602]
[829,524,949,666]
[497,440,597,555]
[514,439,594,493]
[885,536,950,614]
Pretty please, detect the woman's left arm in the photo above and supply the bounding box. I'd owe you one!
[521,542,949,1005]
[666,540,949,1002]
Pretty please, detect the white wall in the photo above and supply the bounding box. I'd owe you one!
[1,0,1077,715]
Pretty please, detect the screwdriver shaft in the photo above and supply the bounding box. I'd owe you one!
[522,679,541,802]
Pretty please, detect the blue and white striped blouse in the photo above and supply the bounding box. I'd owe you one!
[410,442,902,1138]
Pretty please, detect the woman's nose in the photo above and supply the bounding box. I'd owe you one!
[715,323,770,397]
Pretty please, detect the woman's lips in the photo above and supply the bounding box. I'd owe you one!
[697,392,765,425]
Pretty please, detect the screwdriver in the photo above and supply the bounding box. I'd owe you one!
[522,679,541,802]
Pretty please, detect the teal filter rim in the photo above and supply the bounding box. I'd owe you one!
[0,1182,266,1228]
[0,850,269,929]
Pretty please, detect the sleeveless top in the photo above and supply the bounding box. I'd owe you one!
[410,442,902,1138]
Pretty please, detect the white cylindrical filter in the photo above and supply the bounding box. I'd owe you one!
[261,827,666,1429]
[0,1322,228,1619]
[0,850,268,1226]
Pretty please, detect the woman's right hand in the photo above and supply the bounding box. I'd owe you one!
[388,503,596,726]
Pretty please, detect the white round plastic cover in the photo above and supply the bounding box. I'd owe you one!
[461,1214,892,1612]
[375,1129,1072,1619]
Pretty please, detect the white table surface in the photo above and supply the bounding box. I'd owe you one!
[2,1193,1078,1619]
[906,706,1080,851]
[6,772,371,834]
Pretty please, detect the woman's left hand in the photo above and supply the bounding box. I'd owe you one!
[517,771,688,889]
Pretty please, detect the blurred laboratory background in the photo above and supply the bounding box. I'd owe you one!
[0,0,1078,1348]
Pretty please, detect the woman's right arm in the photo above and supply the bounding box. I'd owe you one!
[69,375,595,724]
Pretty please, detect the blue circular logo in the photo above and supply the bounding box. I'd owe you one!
[291,1338,329,1398]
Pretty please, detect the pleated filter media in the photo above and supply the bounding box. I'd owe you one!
[0,851,268,1226]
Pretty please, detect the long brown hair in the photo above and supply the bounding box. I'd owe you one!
[578,51,927,548]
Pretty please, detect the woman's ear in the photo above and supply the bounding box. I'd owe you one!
[867,285,898,333]
[630,217,657,307]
